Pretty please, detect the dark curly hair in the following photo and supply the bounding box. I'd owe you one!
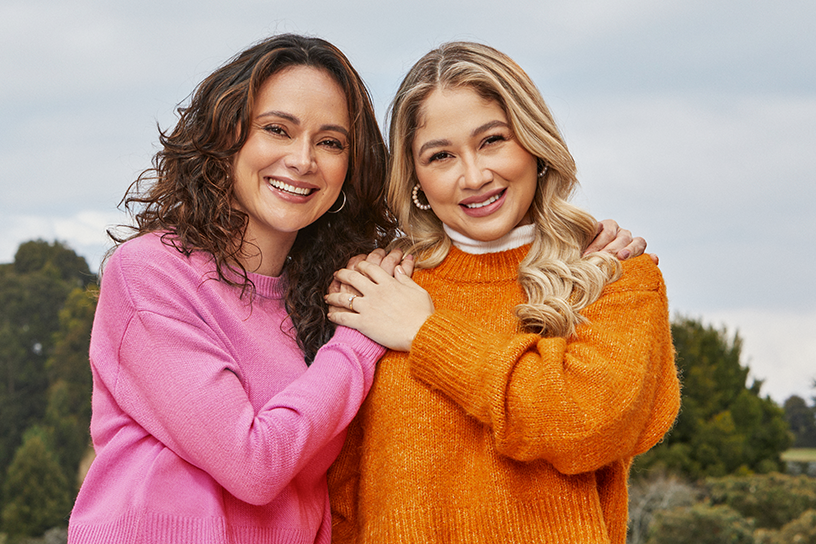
[111,34,396,363]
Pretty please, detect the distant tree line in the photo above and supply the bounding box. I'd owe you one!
[628,318,816,542]
[0,240,97,542]
[784,393,816,449]
[0,239,814,542]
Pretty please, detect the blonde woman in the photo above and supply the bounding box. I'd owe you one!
[325,42,680,544]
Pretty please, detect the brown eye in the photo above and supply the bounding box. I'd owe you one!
[263,125,288,137]
[428,151,452,163]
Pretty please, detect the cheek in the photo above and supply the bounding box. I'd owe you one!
[416,169,454,206]
[328,156,350,188]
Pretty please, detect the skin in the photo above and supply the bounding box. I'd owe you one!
[411,87,539,242]
[231,65,350,277]
[326,88,654,350]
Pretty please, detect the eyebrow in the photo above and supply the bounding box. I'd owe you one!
[257,110,349,137]
[416,119,510,156]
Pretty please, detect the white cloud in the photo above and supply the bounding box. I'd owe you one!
[0,210,127,271]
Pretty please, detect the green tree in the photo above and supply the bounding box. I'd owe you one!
[645,503,755,544]
[771,510,816,544]
[0,241,97,524]
[634,317,792,479]
[706,473,816,530]
[784,394,816,448]
[1,427,73,540]
[43,285,97,490]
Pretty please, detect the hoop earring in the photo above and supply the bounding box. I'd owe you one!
[327,190,347,214]
[412,184,432,211]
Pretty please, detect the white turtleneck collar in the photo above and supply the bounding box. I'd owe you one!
[444,223,535,254]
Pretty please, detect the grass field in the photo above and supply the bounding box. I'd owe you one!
[781,448,816,462]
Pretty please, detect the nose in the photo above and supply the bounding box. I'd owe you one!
[460,154,492,189]
[284,138,316,174]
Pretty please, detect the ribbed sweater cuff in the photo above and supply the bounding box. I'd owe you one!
[330,326,386,362]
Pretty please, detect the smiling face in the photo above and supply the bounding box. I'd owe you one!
[411,86,539,242]
[231,65,350,273]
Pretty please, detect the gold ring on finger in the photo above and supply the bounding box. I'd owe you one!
[348,294,357,312]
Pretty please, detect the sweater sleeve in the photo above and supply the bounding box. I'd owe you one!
[408,256,680,474]
[97,242,384,506]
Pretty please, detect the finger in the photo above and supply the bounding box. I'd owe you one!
[333,267,377,294]
[327,305,357,326]
[325,292,362,312]
[337,282,362,296]
[400,254,415,278]
[395,264,420,288]
[330,255,368,294]
[597,228,634,256]
[346,254,367,269]
[617,236,647,260]
[355,259,398,284]
[378,248,405,277]
[362,248,388,267]
[583,220,619,255]
[327,278,342,295]
[649,253,659,265]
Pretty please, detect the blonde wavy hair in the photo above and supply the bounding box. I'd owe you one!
[387,41,621,338]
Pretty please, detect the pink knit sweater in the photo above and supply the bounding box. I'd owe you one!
[68,232,383,544]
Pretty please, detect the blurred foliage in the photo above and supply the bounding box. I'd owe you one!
[784,394,816,448]
[627,472,699,544]
[634,316,792,480]
[630,472,816,544]
[769,509,816,544]
[645,503,755,544]
[706,473,816,529]
[0,240,97,538]
[1,427,73,542]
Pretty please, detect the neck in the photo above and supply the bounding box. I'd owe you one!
[236,234,295,278]
[444,224,536,255]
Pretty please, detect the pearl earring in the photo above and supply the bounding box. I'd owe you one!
[412,184,432,210]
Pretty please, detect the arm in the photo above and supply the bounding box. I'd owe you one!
[408,257,679,473]
[100,244,383,506]
[328,256,678,473]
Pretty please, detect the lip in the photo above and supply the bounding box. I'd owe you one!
[459,188,506,217]
[265,177,319,202]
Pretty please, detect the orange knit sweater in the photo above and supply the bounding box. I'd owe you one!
[329,247,680,543]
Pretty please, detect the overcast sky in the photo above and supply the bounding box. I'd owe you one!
[2,0,814,403]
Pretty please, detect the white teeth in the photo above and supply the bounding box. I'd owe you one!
[464,193,501,209]
[268,179,312,195]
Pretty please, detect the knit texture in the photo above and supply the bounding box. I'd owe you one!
[329,246,680,543]
[69,232,384,544]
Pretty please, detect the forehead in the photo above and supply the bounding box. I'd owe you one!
[415,86,507,133]
[254,66,349,122]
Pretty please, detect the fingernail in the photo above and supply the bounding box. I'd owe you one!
[396,265,404,275]
[619,249,631,260]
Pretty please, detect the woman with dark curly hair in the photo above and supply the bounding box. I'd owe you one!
[67,34,401,544]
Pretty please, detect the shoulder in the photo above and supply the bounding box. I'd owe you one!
[602,255,666,296]
[109,232,212,278]
[103,232,219,305]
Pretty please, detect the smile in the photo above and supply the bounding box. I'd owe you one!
[267,178,314,196]
[463,190,504,209]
